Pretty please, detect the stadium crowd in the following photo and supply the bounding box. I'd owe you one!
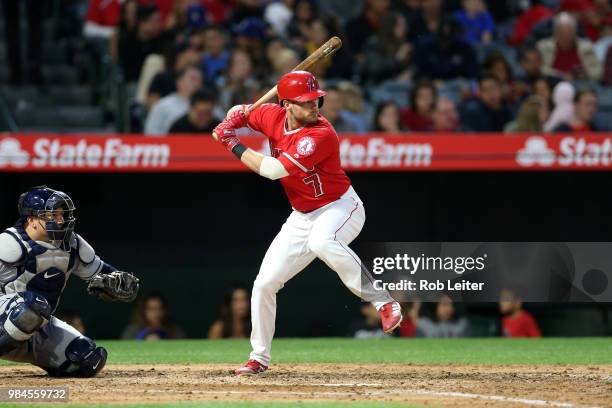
[2,0,611,133]
[62,287,540,339]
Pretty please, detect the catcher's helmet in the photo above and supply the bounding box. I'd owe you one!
[18,185,76,250]
[277,71,326,107]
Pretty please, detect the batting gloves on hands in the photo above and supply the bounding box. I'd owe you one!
[213,109,248,151]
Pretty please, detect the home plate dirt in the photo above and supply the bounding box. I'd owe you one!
[1,364,611,407]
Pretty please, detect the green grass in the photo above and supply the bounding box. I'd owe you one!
[2,338,610,366]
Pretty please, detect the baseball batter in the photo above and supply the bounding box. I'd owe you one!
[213,71,403,375]
[0,186,139,377]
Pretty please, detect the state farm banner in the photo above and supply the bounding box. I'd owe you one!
[1,133,611,172]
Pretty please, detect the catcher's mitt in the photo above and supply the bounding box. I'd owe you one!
[87,271,140,302]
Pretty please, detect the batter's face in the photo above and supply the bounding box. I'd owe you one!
[285,99,319,125]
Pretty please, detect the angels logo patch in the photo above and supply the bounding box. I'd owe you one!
[296,136,316,157]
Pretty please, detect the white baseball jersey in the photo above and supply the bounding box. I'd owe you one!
[0,226,109,311]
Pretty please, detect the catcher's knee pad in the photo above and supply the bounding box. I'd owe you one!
[63,336,107,378]
[0,292,50,354]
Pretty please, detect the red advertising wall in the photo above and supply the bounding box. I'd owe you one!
[1,133,611,172]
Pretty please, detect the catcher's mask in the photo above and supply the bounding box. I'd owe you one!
[18,185,76,250]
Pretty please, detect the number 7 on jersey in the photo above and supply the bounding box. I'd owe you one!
[303,173,324,197]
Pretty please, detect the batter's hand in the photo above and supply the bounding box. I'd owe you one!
[213,109,247,150]
[214,126,241,151]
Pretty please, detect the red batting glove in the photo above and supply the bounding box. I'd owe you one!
[225,109,248,129]
[213,122,241,151]
[213,109,247,152]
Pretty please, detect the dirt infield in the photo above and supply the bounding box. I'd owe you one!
[2,363,612,407]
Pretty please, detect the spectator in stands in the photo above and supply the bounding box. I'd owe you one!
[400,81,437,131]
[537,12,602,81]
[166,0,208,35]
[169,89,220,133]
[233,18,270,80]
[460,75,511,131]
[499,289,541,337]
[393,0,421,23]
[286,0,317,48]
[268,48,300,83]
[347,303,391,339]
[408,0,460,41]
[605,46,612,85]
[363,12,413,84]
[55,311,86,335]
[1,0,45,85]
[208,285,251,339]
[83,0,122,40]
[483,53,525,106]
[373,101,403,132]
[553,88,601,132]
[337,81,368,133]
[216,49,260,112]
[416,295,470,337]
[145,64,203,135]
[122,293,186,340]
[201,25,231,86]
[544,81,576,132]
[431,96,461,132]
[398,300,421,337]
[508,0,554,47]
[577,0,612,42]
[265,0,294,38]
[504,96,546,133]
[110,0,139,63]
[454,0,495,45]
[594,16,612,63]
[517,48,550,86]
[306,16,354,79]
[322,87,361,133]
[135,24,205,115]
[413,19,479,80]
[118,5,164,82]
[230,0,267,25]
[145,41,202,111]
[533,77,554,118]
[345,0,391,53]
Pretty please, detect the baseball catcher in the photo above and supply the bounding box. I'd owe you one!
[0,186,139,377]
[213,71,403,375]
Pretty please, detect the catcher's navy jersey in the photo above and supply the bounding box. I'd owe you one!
[0,226,104,311]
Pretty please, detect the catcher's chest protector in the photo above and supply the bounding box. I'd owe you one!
[1,226,77,312]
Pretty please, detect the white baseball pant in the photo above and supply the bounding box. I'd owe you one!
[249,186,393,366]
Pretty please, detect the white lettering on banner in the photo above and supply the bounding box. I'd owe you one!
[559,137,612,167]
[32,138,170,168]
[340,138,432,168]
[517,136,612,168]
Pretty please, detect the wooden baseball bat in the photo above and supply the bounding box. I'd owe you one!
[245,36,343,114]
[213,36,343,141]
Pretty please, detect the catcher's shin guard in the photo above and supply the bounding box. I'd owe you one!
[45,336,107,378]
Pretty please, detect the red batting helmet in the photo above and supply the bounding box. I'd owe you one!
[277,71,326,107]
